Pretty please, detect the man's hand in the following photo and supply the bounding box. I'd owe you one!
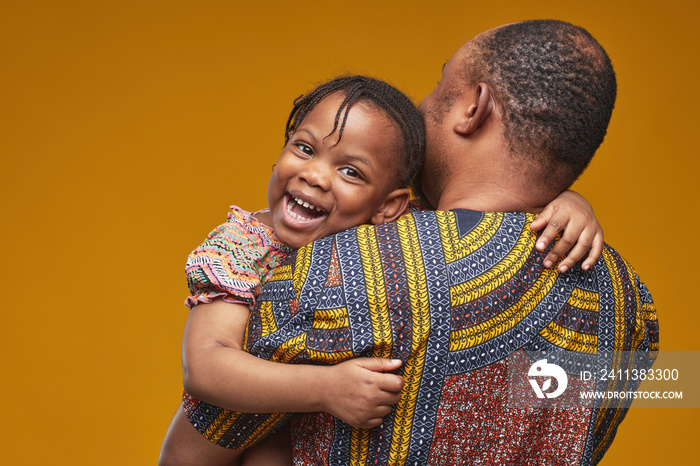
[530,190,604,273]
[321,358,404,428]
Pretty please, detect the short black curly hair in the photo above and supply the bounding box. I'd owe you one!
[464,20,617,189]
[285,75,425,189]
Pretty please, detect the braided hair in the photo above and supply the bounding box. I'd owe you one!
[284,76,425,189]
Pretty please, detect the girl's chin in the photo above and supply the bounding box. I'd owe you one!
[274,225,320,250]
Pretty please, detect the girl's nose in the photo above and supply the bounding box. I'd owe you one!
[298,159,331,190]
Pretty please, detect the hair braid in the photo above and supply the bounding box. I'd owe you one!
[285,75,425,188]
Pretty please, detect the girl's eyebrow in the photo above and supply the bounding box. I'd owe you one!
[343,153,373,170]
[294,127,374,171]
[295,128,318,143]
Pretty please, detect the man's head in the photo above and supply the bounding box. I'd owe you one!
[419,20,617,209]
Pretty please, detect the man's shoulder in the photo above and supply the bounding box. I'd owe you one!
[397,208,529,228]
[313,210,535,256]
[406,209,534,241]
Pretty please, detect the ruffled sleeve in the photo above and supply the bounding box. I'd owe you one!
[184,206,291,310]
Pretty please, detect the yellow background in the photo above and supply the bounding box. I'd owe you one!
[1,0,697,464]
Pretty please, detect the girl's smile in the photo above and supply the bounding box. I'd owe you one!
[266,92,408,249]
[285,193,326,221]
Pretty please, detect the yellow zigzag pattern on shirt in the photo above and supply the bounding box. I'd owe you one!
[386,214,430,466]
[358,224,393,359]
[447,214,536,307]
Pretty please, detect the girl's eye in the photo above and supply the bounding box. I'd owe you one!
[295,143,314,156]
[340,167,361,178]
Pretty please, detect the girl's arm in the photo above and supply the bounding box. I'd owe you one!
[182,299,404,428]
[529,189,604,273]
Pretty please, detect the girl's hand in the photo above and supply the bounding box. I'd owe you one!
[323,358,404,428]
[530,190,603,273]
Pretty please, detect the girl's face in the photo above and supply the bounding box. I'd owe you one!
[267,93,407,249]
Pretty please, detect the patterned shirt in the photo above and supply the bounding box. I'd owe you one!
[181,205,291,435]
[184,206,290,310]
[199,209,659,466]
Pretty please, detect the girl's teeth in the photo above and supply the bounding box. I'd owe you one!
[292,196,324,212]
[286,196,325,221]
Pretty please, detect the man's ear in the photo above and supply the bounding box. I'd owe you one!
[454,83,494,135]
[370,188,410,224]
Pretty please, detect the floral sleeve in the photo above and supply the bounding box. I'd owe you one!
[184,206,291,310]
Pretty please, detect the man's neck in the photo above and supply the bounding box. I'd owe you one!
[435,180,548,213]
